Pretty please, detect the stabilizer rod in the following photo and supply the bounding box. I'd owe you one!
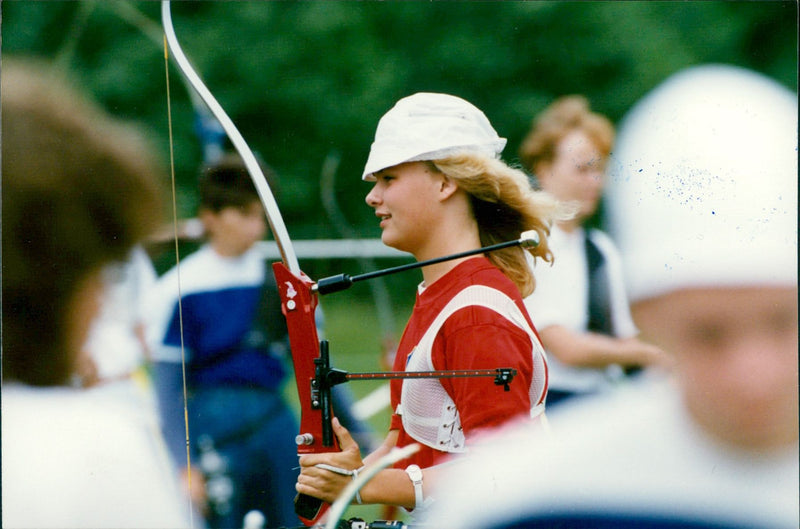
[314,230,539,295]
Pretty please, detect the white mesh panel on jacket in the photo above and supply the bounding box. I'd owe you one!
[399,285,548,453]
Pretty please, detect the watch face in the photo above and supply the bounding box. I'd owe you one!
[405,464,424,509]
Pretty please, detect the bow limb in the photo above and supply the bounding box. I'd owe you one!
[161,3,337,525]
[161,0,298,273]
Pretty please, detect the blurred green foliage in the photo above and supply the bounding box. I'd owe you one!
[4,0,797,356]
[4,1,796,237]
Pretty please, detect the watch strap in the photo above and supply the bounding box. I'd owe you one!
[405,464,424,510]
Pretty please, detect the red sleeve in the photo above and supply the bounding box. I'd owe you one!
[433,306,533,437]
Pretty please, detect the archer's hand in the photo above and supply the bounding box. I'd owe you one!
[180,466,208,515]
[296,417,365,503]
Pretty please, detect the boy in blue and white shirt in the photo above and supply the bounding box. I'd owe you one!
[146,155,300,529]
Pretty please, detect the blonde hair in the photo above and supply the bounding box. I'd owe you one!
[519,95,615,176]
[430,153,569,297]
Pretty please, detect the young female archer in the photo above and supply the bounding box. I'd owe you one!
[296,92,567,515]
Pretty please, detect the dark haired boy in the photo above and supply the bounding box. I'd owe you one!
[147,154,300,528]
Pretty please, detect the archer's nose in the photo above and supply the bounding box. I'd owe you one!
[365,184,381,208]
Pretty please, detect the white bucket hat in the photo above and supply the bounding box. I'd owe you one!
[605,64,798,302]
[362,92,507,181]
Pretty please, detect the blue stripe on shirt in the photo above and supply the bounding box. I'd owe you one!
[163,286,285,389]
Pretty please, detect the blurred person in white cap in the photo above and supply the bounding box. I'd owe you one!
[519,96,667,409]
[422,64,798,529]
[295,92,567,516]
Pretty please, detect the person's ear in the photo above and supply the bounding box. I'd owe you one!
[437,174,459,201]
[198,208,217,234]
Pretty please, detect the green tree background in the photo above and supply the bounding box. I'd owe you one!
[4,1,796,236]
[4,0,796,319]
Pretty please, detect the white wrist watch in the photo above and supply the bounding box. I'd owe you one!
[405,464,424,510]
